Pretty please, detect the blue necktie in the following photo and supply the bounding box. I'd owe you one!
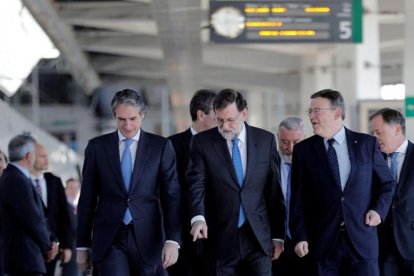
[389,152,399,182]
[121,139,133,224]
[327,138,341,188]
[232,138,246,227]
[285,162,291,239]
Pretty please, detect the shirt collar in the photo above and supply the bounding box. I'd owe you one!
[394,138,408,154]
[118,129,140,143]
[324,126,346,146]
[190,126,197,136]
[235,123,246,144]
[31,173,45,181]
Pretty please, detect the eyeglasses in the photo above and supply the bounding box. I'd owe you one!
[306,107,333,116]
[215,112,242,126]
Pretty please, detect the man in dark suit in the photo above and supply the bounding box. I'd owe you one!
[188,88,285,276]
[76,89,181,275]
[369,108,414,276]
[0,149,8,276]
[62,178,81,276]
[290,89,395,276]
[272,117,308,276]
[30,143,74,276]
[168,89,216,276]
[0,134,58,276]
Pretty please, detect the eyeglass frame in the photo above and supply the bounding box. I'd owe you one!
[215,112,243,126]
[306,107,335,116]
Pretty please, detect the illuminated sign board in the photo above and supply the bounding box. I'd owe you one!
[209,0,362,43]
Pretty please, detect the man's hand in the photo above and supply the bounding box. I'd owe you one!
[294,241,309,257]
[60,248,72,264]
[76,249,92,273]
[190,221,208,241]
[45,241,59,262]
[162,243,179,269]
[271,240,284,260]
[365,210,381,226]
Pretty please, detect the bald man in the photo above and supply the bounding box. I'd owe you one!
[31,144,74,276]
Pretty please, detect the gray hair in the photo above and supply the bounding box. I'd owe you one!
[111,89,147,116]
[8,134,37,162]
[278,117,304,134]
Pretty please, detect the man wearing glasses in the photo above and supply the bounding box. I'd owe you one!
[290,89,395,276]
[187,88,285,276]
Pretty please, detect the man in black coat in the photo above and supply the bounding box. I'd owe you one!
[31,143,74,276]
[168,89,216,276]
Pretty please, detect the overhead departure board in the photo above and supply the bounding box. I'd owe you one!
[209,0,362,43]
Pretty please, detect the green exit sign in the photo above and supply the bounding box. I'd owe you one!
[405,97,414,117]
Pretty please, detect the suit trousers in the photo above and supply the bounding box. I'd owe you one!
[211,223,272,276]
[167,241,209,276]
[379,233,414,276]
[45,256,58,276]
[272,238,310,276]
[312,230,379,276]
[95,224,167,276]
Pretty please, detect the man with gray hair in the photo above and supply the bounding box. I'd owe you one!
[0,134,58,275]
[272,117,307,276]
[76,89,181,275]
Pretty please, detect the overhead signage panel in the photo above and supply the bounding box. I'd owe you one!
[209,0,363,43]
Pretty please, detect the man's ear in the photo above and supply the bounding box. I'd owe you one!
[197,110,205,121]
[395,123,402,136]
[334,108,341,120]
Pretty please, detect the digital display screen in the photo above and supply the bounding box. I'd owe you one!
[209,0,362,43]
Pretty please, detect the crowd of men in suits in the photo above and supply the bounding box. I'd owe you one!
[0,87,413,276]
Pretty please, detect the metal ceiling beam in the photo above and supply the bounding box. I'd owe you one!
[151,0,205,131]
[22,0,101,95]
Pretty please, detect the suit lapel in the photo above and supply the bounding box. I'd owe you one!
[130,130,151,192]
[212,131,240,186]
[105,131,127,193]
[396,141,414,194]
[244,125,256,186]
[343,128,356,191]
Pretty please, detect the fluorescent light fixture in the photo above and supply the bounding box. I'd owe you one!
[0,0,60,97]
[381,83,405,100]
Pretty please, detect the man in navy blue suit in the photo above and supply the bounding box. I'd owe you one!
[290,89,395,276]
[369,108,414,276]
[188,89,285,276]
[0,134,58,276]
[76,89,181,275]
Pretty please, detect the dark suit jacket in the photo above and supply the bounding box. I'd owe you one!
[168,128,193,251]
[290,128,395,261]
[43,172,73,250]
[0,164,52,274]
[187,124,285,259]
[77,130,181,264]
[379,140,414,260]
